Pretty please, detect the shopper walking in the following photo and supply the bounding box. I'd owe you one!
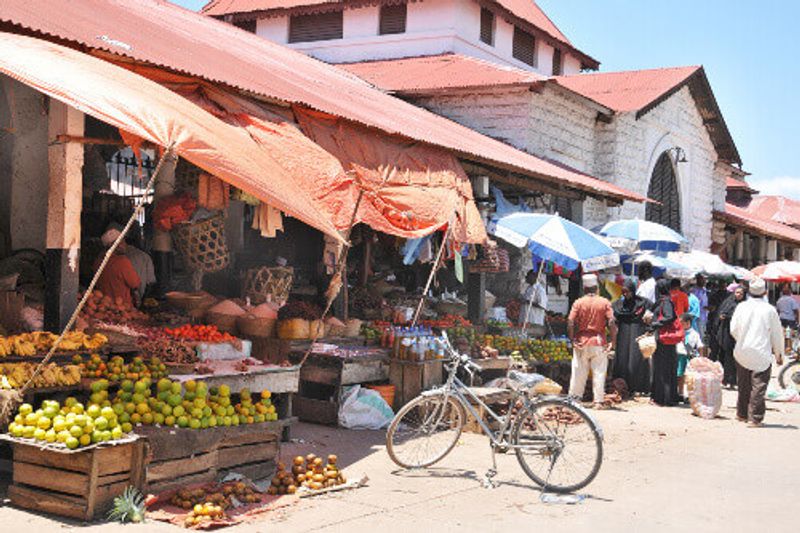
[717,285,746,388]
[775,284,799,328]
[612,278,651,395]
[691,274,709,337]
[730,278,784,427]
[568,274,617,409]
[648,279,682,406]
[636,261,656,305]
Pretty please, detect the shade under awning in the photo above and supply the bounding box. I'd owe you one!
[0,32,343,241]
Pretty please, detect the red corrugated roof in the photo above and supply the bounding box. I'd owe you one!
[726,177,758,193]
[0,0,644,203]
[203,0,328,15]
[717,203,800,245]
[494,0,570,44]
[551,66,700,113]
[745,196,800,227]
[340,53,542,93]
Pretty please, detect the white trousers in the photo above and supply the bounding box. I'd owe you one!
[568,344,608,402]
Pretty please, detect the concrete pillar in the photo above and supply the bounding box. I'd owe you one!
[151,155,177,295]
[467,270,485,325]
[44,101,84,331]
[767,239,778,262]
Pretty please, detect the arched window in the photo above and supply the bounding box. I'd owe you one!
[646,152,681,232]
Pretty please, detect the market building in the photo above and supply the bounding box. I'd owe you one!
[204,0,742,255]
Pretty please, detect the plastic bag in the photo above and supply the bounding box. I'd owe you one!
[338,385,394,430]
[686,357,723,419]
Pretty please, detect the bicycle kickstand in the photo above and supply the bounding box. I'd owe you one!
[481,445,499,489]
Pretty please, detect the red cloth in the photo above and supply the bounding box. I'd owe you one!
[93,254,141,308]
[569,294,614,348]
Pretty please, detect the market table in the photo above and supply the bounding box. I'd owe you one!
[288,344,390,425]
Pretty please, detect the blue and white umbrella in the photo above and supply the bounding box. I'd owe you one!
[597,219,687,252]
[489,213,619,272]
[621,252,696,279]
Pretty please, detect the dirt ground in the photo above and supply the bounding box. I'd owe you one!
[0,383,797,533]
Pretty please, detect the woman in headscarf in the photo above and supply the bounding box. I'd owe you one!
[612,278,651,395]
[649,279,680,406]
[716,284,746,388]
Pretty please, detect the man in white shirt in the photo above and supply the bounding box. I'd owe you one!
[522,269,548,327]
[635,261,656,305]
[730,277,784,427]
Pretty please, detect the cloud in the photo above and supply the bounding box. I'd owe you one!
[748,176,800,200]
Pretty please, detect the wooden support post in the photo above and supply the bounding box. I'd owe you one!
[44,101,84,332]
[467,270,485,325]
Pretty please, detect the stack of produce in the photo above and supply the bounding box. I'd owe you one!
[136,337,197,365]
[75,354,167,381]
[107,379,277,429]
[476,336,571,363]
[0,331,107,357]
[163,324,238,344]
[7,397,131,448]
[268,453,345,495]
[170,481,262,525]
[80,290,148,324]
[0,362,82,389]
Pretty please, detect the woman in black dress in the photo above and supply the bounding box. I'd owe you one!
[716,285,746,388]
[612,278,651,394]
[650,279,679,406]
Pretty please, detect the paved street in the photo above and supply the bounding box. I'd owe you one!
[1,383,797,533]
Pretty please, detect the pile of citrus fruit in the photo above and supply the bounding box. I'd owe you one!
[109,378,277,429]
[7,397,129,449]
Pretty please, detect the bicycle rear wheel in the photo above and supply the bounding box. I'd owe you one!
[512,399,602,493]
[386,394,465,469]
[779,360,800,389]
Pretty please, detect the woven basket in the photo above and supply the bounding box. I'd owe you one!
[236,315,276,338]
[205,311,240,335]
[242,267,294,305]
[172,215,230,285]
[165,291,216,312]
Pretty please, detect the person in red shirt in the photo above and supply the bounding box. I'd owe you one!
[93,229,141,308]
[670,278,689,317]
[568,274,617,409]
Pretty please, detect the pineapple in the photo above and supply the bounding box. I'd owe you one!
[108,486,146,524]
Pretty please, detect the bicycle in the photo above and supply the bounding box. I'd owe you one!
[385,334,603,493]
[779,328,800,389]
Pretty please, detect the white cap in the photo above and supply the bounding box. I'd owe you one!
[582,274,598,288]
[101,228,122,247]
[749,277,767,297]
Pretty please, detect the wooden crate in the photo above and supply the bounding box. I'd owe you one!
[138,421,287,494]
[7,437,146,521]
[461,387,511,435]
[389,359,444,409]
[292,351,390,426]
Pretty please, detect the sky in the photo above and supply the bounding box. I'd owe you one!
[173,0,798,198]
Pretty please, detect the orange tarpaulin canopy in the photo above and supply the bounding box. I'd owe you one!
[294,108,487,244]
[107,62,486,243]
[0,32,343,241]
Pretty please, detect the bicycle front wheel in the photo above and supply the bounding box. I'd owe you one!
[512,399,603,493]
[778,360,800,389]
[386,394,465,469]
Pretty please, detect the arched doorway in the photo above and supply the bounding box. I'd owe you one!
[646,151,681,233]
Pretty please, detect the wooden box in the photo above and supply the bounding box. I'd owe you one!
[7,437,146,521]
[138,421,286,494]
[389,359,444,409]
